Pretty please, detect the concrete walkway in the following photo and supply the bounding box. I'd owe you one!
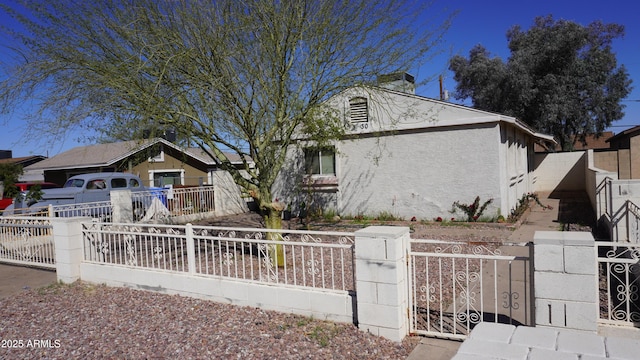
[406,192,590,360]
[452,322,640,360]
[0,263,57,299]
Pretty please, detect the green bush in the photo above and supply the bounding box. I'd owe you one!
[451,196,493,222]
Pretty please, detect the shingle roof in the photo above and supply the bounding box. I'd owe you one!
[24,138,249,171]
[0,155,47,166]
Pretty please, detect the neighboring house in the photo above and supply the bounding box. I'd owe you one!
[272,73,555,220]
[595,125,640,179]
[0,150,47,170]
[0,151,48,195]
[533,132,614,152]
[22,138,252,216]
[22,138,253,188]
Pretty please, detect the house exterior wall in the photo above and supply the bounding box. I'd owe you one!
[630,136,640,179]
[618,149,631,179]
[275,124,515,221]
[339,124,503,220]
[132,150,209,187]
[498,123,536,218]
[273,86,546,221]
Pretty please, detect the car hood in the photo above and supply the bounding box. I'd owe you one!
[39,187,83,200]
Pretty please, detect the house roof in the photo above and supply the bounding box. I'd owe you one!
[328,86,556,143]
[534,131,614,152]
[606,125,640,143]
[24,138,247,171]
[0,155,47,167]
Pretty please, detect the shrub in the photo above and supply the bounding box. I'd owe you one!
[508,192,551,222]
[451,196,493,222]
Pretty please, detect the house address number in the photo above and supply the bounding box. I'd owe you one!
[351,123,368,131]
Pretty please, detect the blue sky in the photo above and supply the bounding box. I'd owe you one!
[1,0,639,157]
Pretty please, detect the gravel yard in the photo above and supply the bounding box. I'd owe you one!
[0,282,418,359]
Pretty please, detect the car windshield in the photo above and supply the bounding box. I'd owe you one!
[64,178,85,188]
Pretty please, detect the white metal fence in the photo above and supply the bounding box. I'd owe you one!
[408,239,534,340]
[2,186,216,222]
[597,241,640,326]
[0,217,55,269]
[131,186,215,219]
[82,222,355,292]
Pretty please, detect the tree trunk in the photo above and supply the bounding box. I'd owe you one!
[264,204,284,267]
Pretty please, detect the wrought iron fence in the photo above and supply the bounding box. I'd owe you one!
[408,239,533,340]
[82,222,355,292]
[52,201,114,220]
[597,241,640,326]
[131,186,215,219]
[2,186,215,223]
[0,216,55,269]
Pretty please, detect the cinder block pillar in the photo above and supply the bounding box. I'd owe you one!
[111,189,133,222]
[354,226,410,342]
[534,231,598,333]
[52,217,89,283]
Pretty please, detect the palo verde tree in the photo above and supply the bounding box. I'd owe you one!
[449,15,632,150]
[0,0,451,229]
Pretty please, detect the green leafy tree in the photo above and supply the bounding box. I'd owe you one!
[0,163,22,199]
[0,0,452,228]
[449,15,632,150]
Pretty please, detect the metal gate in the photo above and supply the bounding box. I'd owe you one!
[0,217,56,269]
[408,239,534,340]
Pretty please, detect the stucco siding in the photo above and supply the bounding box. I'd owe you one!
[336,125,502,220]
[132,151,209,186]
[273,86,550,221]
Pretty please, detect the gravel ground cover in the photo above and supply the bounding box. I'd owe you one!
[0,282,418,359]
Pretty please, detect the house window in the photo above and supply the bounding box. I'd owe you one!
[349,97,368,123]
[149,145,165,163]
[305,147,335,176]
[150,170,184,187]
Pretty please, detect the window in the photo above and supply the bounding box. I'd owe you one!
[305,147,335,176]
[349,97,368,123]
[151,171,183,187]
[129,178,141,188]
[149,145,164,163]
[111,178,127,189]
[86,179,106,190]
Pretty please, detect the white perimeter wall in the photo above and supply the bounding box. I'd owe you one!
[80,263,354,324]
[534,152,586,192]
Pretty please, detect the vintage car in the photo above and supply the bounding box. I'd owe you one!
[4,172,148,219]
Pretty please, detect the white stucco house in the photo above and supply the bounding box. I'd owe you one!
[273,73,555,220]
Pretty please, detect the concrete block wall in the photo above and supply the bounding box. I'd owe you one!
[533,151,586,192]
[533,231,598,333]
[593,150,619,174]
[53,219,414,342]
[619,149,631,179]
